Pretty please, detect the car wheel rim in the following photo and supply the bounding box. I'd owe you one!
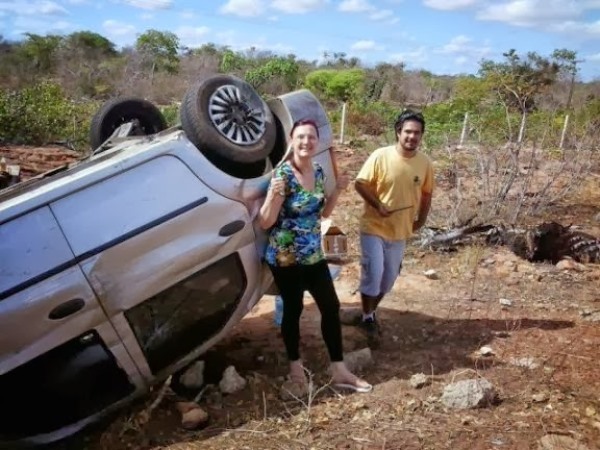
[208,84,266,146]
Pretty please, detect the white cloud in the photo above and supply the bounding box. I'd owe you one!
[455,55,468,65]
[122,0,173,10]
[477,0,580,26]
[338,0,398,22]
[140,12,154,20]
[11,16,74,36]
[180,10,195,19]
[587,52,600,62]
[339,0,373,13]
[370,9,393,20]
[423,0,478,10]
[0,0,68,16]
[220,0,265,17]
[437,35,492,60]
[389,46,428,66]
[65,0,89,4]
[103,19,137,39]
[551,19,600,39]
[213,29,294,54]
[473,0,600,39]
[271,0,327,14]
[439,35,470,53]
[176,25,211,47]
[350,39,383,51]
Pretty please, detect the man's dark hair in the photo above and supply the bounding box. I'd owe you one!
[394,109,426,136]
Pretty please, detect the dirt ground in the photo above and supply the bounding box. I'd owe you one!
[3,143,600,450]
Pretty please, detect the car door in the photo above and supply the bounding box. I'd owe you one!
[0,206,143,444]
[50,154,262,383]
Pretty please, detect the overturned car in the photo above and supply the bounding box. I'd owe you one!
[0,75,338,447]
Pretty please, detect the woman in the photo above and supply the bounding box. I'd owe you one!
[258,118,372,394]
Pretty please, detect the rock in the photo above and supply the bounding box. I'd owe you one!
[219,366,247,394]
[179,360,205,389]
[423,269,439,280]
[499,298,513,307]
[479,346,494,356]
[594,212,600,223]
[441,378,498,409]
[532,392,549,403]
[339,307,362,325]
[280,379,309,401]
[510,357,541,370]
[176,402,209,430]
[538,434,589,450]
[556,259,585,271]
[582,311,600,323]
[205,385,223,409]
[409,373,431,389]
[344,347,373,372]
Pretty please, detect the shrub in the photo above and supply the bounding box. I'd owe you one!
[0,81,96,150]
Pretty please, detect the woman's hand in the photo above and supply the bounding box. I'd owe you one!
[269,176,286,198]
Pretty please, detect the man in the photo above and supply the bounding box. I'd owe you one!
[354,109,434,345]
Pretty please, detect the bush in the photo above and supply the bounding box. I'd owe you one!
[0,82,96,150]
[159,102,180,127]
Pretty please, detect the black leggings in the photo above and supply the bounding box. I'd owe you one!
[269,260,343,362]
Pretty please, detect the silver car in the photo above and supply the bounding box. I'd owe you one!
[0,74,337,447]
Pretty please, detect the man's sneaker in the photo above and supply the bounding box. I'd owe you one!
[359,316,381,347]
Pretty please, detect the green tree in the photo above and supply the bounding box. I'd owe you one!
[479,49,560,141]
[135,29,180,76]
[219,49,248,74]
[245,56,299,91]
[64,31,116,57]
[305,69,365,102]
[480,49,559,114]
[19,33,63,72]
[551,48,581,110]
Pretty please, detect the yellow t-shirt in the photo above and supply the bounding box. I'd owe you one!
[356,145,434,241]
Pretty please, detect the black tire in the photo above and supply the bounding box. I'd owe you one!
[180,74,276,165]
[89,97,167,150]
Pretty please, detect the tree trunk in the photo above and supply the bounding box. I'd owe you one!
[517,111,526,144]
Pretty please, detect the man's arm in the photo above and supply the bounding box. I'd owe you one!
[413,191,432,231]
[355,179,391,217]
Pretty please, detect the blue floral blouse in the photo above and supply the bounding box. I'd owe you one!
[265,161,326,267]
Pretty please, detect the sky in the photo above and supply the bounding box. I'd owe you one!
[1,0,599,80]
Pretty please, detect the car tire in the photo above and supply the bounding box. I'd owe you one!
[180,74,276,166]
[89,98,168,150]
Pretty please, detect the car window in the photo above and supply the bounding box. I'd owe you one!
[51,155,207,256]
[0,207,74,300]
[124,253,246,374]
[0,329,134,441]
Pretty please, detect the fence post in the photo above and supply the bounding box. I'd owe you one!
[559,114,570,150]
[459,112,469,147]
[339,101,347,144]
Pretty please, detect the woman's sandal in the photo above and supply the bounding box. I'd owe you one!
[332,379,373,393]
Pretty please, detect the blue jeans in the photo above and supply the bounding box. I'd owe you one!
[359,233,406,297]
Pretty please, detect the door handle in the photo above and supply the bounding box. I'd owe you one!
[219,220,246,237]
[48,298,85,320]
